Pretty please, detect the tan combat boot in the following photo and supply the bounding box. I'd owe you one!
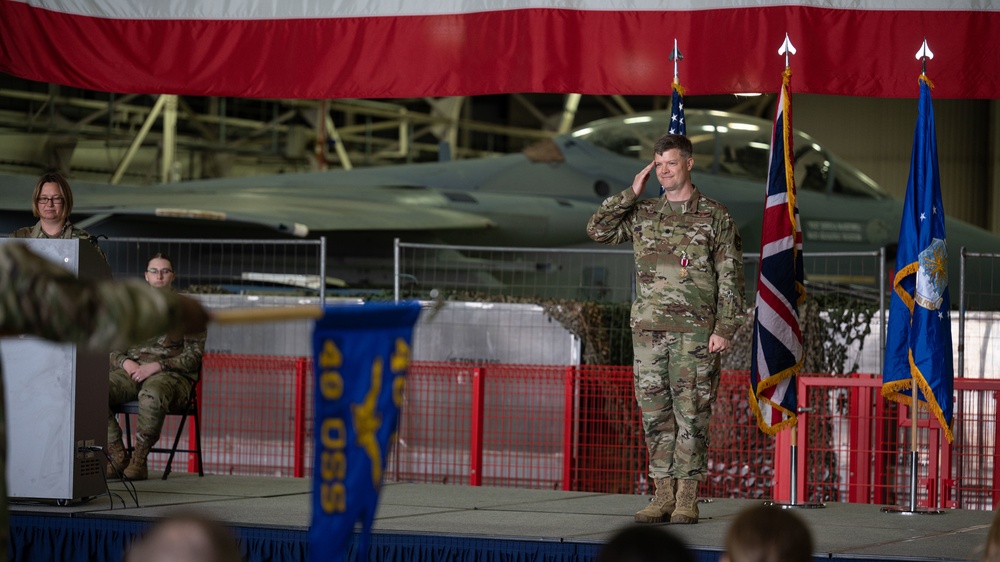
[670,479,699,524]
[123,435,153,481]
[634,477,676,523]
[105,439,128,479]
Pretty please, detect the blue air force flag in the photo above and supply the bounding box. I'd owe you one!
[749,67,805,435]
[882,76,954,443]
[310,301,422,562]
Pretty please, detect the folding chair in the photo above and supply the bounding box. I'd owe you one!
[114,381,204,480]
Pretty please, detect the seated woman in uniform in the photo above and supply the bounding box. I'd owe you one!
[106,253,205,481]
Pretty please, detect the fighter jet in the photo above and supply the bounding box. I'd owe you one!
[0,108,996,300]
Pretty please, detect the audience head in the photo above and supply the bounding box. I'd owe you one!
[722,504,813,562]
[146,253,176,289]
[31,171,74,223]
[596,524,695,562]
[983,506,1000,561]
[125,510,242,562]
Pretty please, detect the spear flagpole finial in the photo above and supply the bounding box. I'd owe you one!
[778,33,796,68]
[916,38,934,75]
[670,38,683,84]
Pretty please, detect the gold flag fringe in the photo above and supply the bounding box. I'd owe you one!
[881,350,955,443]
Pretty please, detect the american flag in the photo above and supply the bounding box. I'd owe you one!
[749,68,805,435]
[661,82,686,196]
[669,82,685,135]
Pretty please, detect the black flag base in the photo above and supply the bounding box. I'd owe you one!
[880,451,947,516]
[763,500,826,510]
[766,444,826,510]
[880,505,946,515]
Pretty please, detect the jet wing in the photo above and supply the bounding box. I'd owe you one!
[0,175,496,237]
[78,194,497,237]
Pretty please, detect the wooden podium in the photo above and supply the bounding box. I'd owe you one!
[0,238,112,503]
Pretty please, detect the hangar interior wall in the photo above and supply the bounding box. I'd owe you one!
[795,94,993,234]
[0,85,996,234]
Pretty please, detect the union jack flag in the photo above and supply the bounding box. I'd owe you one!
[749,68,805,435]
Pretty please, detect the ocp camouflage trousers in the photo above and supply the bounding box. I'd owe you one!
[108,368,193,446]
[632,329,720,481]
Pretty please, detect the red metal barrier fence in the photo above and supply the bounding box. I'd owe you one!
[143,354,998,510]
[792,375,1000,510]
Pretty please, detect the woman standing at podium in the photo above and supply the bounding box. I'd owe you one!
[10,171,108,262]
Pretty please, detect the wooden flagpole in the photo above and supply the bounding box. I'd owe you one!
[211,305,323,325]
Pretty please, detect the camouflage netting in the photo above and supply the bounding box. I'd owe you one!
[185,285,236,294]
[723,294,878,374]
[714,294,879,501]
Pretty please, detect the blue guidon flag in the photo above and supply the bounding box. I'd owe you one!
[310,301,422,562]
[749,67,805,436]
[882,75,954,443]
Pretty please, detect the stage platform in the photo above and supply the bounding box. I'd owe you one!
[8,472,993,562]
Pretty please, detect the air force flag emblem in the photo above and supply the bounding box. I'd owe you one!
[915,238,947,310]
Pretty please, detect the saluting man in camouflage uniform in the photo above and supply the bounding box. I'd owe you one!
[587,134,746,524]
[0,241,210,562]
[107,253,206,481]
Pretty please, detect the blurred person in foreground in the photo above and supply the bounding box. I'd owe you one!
[10,171,108,262]
[0,241,211,562]
[982,506,1000,561]
[721,504,814,562]
[587,133,746,524]
[596,525,695,562]
[107,253,206,481]
[125,510,242,562]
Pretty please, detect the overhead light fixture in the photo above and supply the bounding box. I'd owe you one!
[701,125,729,133]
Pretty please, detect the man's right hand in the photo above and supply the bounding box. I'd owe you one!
[632,161,655,196]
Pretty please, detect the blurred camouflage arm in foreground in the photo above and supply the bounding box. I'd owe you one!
[0,243,208,350]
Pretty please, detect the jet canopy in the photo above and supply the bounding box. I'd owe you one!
[571,109,889,201]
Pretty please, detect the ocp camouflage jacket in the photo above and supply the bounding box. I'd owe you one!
[110,330,205,382]
[586,186,747,339]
